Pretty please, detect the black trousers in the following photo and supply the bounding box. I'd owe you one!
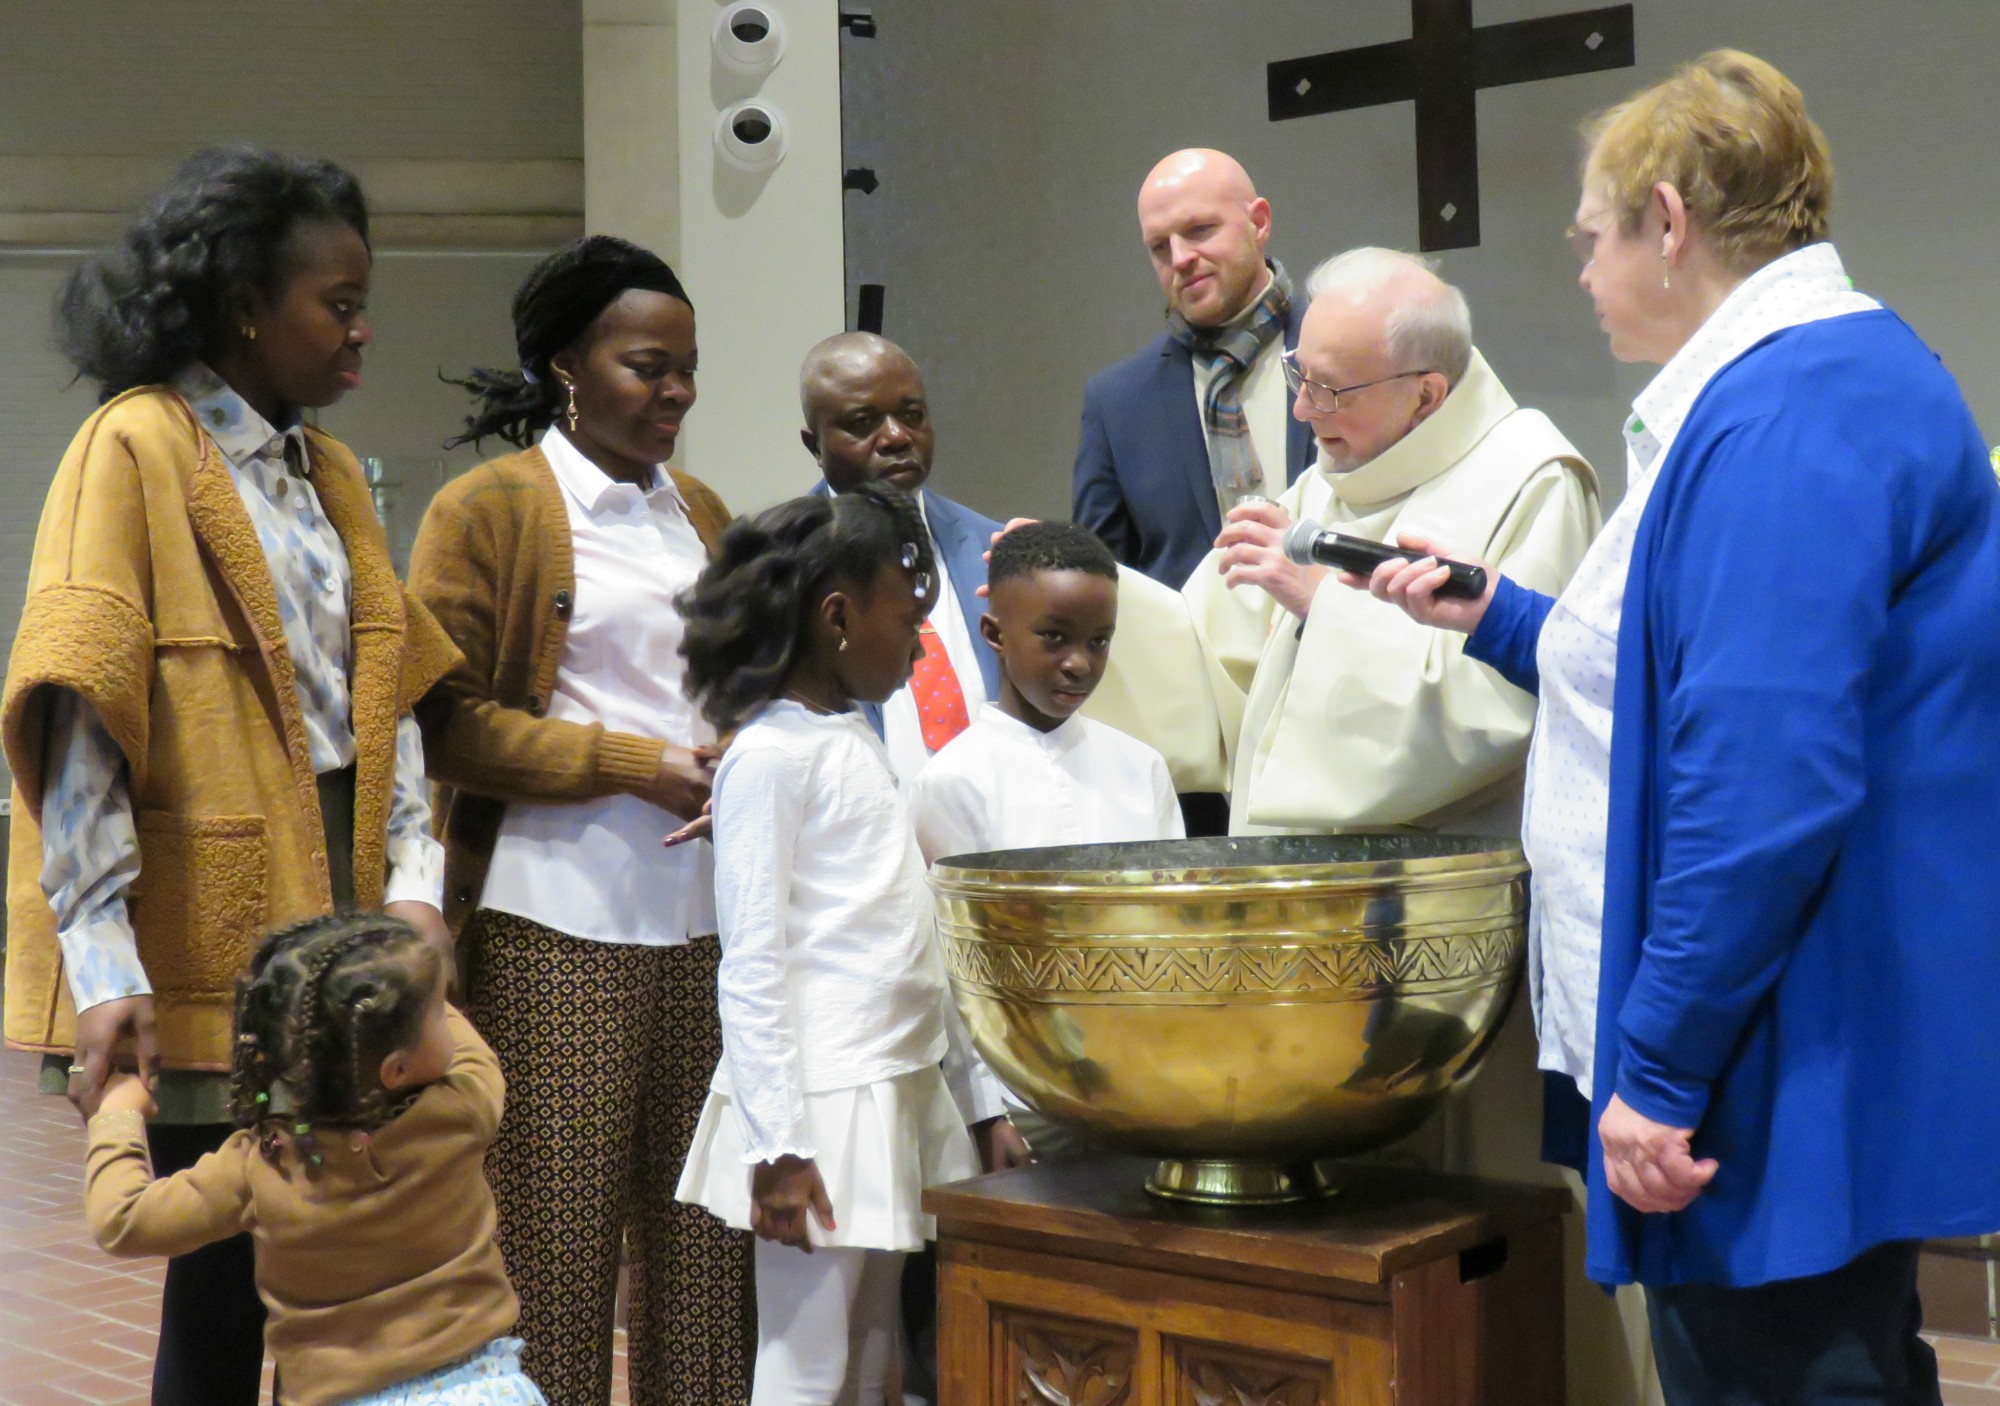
[1649,1240,1941,1406]
[147,1122,266,1406]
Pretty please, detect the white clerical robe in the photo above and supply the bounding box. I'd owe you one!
[1089,355,1659,1404]
[1088,349,1600,836]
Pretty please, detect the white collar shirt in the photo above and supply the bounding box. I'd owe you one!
[481,427,717,946]
[880,491,989,785]
[1524,243,1881,1096]
[908,706,1184,867]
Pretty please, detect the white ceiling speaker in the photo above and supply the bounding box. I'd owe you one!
[715,101,787,172]
[714,4,785,77]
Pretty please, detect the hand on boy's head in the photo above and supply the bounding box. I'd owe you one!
[977,518,1042,596]
[90,1071,157,1123]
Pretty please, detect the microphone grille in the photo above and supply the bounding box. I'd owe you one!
[1282,519,1322,566]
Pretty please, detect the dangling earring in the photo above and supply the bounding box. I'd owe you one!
[838,636,849,652]
[561,377,579,434]
[241,324,257,341]
[1662,252,1671,291]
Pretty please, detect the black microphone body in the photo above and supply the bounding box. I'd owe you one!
[1282,521,1488,600]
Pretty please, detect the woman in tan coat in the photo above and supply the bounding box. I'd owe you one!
[410,236,752,1406]
[2,147,458,1406]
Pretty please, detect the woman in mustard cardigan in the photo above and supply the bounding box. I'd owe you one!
[410,236,752,1406]
[2,147,458,1406]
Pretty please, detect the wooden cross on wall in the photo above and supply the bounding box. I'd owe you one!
[1269,0,1636,251]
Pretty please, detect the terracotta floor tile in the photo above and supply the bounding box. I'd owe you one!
[0,1045,635,1406]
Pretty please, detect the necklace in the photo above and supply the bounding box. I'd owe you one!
[783,689,843,716]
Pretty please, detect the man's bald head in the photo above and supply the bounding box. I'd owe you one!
[1136,148,1273,327]
[799,331,935,495]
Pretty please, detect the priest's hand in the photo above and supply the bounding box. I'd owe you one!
[1216,501,1327,620]
[1599,1094,1718,1214]
[978,518,1041,598]
[752,1154,836,1251]
[1354,533,1497,635]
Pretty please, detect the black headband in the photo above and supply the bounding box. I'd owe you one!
[515,239,692,378]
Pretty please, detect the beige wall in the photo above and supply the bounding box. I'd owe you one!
[841,0,2000,523]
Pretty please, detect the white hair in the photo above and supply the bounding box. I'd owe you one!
[1303,247,1473,387]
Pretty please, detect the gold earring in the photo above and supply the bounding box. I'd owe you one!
[561,378,579,434]
[1662,254,1671,291]
[838,636,849,653]
[241,324,257,341]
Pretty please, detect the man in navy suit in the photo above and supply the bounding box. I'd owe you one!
[801,332,1003,784]
[1073,149,1316,590]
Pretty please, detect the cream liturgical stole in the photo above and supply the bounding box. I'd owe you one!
[1088,350,1601,836]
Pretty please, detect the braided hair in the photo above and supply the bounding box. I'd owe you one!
[678,481,935,733]
[58,146,369,399]
[228,913,443,1168]
[444,234,693,450]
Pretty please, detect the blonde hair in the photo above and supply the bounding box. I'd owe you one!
[1583,50,1832,272]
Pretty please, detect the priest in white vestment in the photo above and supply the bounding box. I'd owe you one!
[1087,248,1601,837]
[1089,248,1657,1403]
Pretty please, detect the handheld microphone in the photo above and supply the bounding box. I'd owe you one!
[1281,520,1488,600]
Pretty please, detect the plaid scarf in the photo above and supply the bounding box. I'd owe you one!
[1167,259,1294,514]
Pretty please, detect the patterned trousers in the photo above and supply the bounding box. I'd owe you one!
[464,911,755,1406]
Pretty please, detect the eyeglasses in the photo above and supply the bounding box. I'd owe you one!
[1566,209,1611,265]
[1281,352,1433,414]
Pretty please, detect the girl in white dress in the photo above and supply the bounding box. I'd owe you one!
[674,483,992,1406]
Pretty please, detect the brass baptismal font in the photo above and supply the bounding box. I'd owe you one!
[930,834,1528,1205]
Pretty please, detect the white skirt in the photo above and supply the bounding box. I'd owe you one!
[675,1065,979,1251]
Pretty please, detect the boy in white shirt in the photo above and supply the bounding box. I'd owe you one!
[908,522,1183,1157]
[910,521,1183,865]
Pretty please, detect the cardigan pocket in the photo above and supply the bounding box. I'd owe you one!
[129,812,271,1001]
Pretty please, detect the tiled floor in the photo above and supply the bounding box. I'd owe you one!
[4,1039,1998,1404]
[0,1045,628,1405]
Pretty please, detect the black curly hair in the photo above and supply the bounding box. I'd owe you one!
[678,482,936,733]
[57,146,369,399]
[444,234,693,450]
[229,912,443,1168]
[987,521,1118,590]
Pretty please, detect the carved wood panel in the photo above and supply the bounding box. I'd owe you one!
[1171,1342,1329,1406]
[1002,1313,1137,1406]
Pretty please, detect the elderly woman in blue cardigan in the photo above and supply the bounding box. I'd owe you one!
[1357,51,2000,1405]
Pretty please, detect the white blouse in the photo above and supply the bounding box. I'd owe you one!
[1522,243,1881,1096]
[908,706,1184,866]
[479,427,716,946]
[711,700,988,1162]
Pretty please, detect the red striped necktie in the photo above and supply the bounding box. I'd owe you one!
[910,619,970,753]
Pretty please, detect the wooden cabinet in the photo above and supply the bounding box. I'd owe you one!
[927,1157,1569,1406]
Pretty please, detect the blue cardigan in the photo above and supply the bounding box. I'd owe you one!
[1467,310,2000,1288]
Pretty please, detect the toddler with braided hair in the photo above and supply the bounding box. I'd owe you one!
[81,913,542,1406]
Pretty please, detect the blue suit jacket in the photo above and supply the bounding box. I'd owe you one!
[1468,311,2000,1289]
[1072,300,1315,588]
[813,480,1001,736]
